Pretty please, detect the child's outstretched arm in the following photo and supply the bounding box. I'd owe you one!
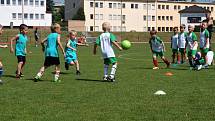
[57,35,65,56]
[66,40,77,51]
[112,41,122,51]
[0,45,7,48]
[10,35,19,53]
[77,43,88,46]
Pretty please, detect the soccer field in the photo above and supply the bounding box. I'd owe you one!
[0,42,215,121]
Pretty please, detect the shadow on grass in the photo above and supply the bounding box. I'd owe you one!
[51,72,71,75]
[76,78,110,83]
[2,74,16,78]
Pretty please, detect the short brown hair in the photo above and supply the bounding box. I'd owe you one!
[150,30,157,35]
[51,23,61,32]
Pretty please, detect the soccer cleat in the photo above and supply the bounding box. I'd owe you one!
[65,62,69,70]
[203,64,209,69]
[107,75,115,82]
[15,74,21,79]
[197,65,202,71]
[34,75,41,82]
[103,76,108,81]
[76,70,81,75]
[15,71,24,77]
[53,78,61,83]
[153,67,159,70]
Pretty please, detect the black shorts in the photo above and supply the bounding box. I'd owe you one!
[17,56,26,63]
[44,56,60,67]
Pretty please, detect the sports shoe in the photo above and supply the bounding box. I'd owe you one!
[34,75,41,82]
[103,75,108,81]
[76,70,81,75]
[65,62,69,70]
[203,64,209,69]
[53,78,61,83]
[153,67,159,70]
[15,71,24,77]
[107,76,115,82]
[16,74,21,79]
[197,65,202,71]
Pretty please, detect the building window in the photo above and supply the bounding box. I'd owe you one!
[143,4,146,9]
[100,2,103,8]
[135,4,138,9]
[113,3,117,8]
[41,14,44,19]
[109,14,112,20]
[158,27,161,32]
[95,2,98,8]
[185,6,188,9]
[24,0,28,5]
[95,26,99,31]
[148,27,151,31]
[131,4,134,8]
[178,5,181,10]
[122,26,126,32]
[162,5,165,9]
[12,13,16,19]
[1,0,4,5]
[113,26,117,31]
[166,5,169,10]
[151,4,155,10]
[118,3,121,9]
[95,14,99,20]
[170,27,173,31]
[166,16,169,21]
[90,2,93,7]
[113,14,117,20]
[166,27,169,32]
[158,4,161,9]
[35,14,39,19]
[18,13,22,19]
[162,16,165,20]
[158,16,161,20]
[30,14,34,19]
[109,3,112,8]
[117,15,121,20]
[100,14,103,20]
[207,7,209,10]
[41,1,44,6]
[147,15,151,21]
[152,16,155,21]
[188,17,201,23]
[152,27,155,31]
[122,3,125,8]
[162,27,165,32]
[12,0,16,5]
[143,15,147,21]
[24,13,28,19]
[18,0,21,5]
[143,27,147,32]
[90,26,93,31]
[35,0,39,6]
[174,5,177,10]
[90,14,93,19]
[30,0,33,5]
[73,3,76,8]
[6,0,10,5]
[170,16,173,21]
[122,15,126,21]
[211,7,214,11]
[148,4,151,10]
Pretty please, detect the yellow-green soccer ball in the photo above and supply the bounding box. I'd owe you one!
[121,40,131,50]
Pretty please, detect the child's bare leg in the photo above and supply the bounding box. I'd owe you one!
[75,61,81,75]
[177,53,180,64]
[161,56,170,68]
[172,52,176,63]
[16,62,23,77]
[35,66,48,79]
[54,65,60,81]
[181,52,184,63]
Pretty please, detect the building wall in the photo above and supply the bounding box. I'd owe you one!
[0,0,51,27]
[65,0,84,21]
[66,0,215,32]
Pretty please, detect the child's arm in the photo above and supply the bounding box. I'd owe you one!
[149,40,153,52]
[66,41,77,51]
[0,45,8,48]
[205,37,209,49]
[112,41,123,51]
[10,35,19,53]
[57,35,65,56]
[93,44,97,55]
[77,43,89,46]
[41,38,47,52]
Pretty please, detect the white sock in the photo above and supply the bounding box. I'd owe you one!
[104,64,109,77]
[37,72,42,78]
[54,74,60,81]
[110,64,117,78]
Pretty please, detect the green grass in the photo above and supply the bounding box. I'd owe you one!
[0,42,215,121]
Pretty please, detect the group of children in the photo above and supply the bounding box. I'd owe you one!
[150,21,213,70]
[0,21,213,83]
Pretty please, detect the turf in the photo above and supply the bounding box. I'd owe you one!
[0,41,215,121]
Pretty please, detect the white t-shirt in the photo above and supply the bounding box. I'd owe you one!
[96,32,116,58]
[178,32,187,48]
[171,34,178,49]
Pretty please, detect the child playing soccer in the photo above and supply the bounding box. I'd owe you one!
[64,30,88,75]
[149,30,170,69]
[171,27,180,64]
[200,22,210,67]
[178,24,187,64]
[93,22,122,82]
[34,23,65,82]
[186,25,198,68]
[0,24,8,83]
[10,24,28,79]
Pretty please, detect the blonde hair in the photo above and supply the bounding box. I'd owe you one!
[102,22,111,32]
[69,30,77,36]
[51,23,61,32]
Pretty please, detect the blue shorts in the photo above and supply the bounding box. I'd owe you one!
[65,53,77,64]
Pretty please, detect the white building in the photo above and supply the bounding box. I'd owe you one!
[0,0,52,27]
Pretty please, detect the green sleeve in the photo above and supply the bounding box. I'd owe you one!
[110,33,116,42]
[192,32,197,41]
[205,30,210,38]
[95,36,101,46]
[156,37,163,43]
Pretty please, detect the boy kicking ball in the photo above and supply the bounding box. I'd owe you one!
[93,22,122,82]
[149,30,170,69]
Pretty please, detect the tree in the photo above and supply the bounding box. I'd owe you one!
[46,0,54,12]
[72,7,85,20]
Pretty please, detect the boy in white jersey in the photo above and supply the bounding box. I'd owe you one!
[200,22,210,67]
[171,27,180,64]
[93,22,122,82]
[149,30,170,69]
[178,24,187,64]
[186,25,198,68]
